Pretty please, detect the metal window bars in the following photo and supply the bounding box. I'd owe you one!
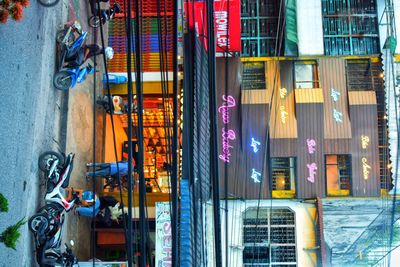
[321,0,379,55]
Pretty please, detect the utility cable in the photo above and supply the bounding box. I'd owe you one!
[95,0,130,264]
[132,0,148,264]
[206,0,222,264]
[90,5,97,265]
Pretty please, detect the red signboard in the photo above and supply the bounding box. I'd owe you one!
[184,0,241,53]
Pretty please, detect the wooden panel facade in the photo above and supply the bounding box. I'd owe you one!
[268,61,298,139]
[320,58,352,139]
[217,58,382,199]
[349,97,380,197]
[296,101,326,198]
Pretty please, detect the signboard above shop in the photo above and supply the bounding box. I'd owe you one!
[184,0,241,54]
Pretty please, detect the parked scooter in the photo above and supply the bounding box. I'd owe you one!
[28,151,77,234]
[28,151,79,266]
[53,21,94,90]
[36,238,78,267]
[88,2,122,28]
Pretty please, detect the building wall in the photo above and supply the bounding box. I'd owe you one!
[219,58,382,199]
[218,200,318,267]
[296,0,324,56]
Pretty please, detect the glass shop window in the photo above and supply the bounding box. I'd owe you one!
[326,155,352,196]
[242,208,297,266]
[294,61,319,89]
[271,157,296,198]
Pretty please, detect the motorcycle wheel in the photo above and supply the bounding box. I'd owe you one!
[53,71,73,91]
[38,151,65,172]
[28,213,50,234]
[88,15,103,28]
[37,0,60,7]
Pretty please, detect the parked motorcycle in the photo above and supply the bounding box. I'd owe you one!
[28,151,76,234]
[28,151,79,266]
[37,0,59,7]
[88,3,122,28]
[36,239,78,267]
[53,22,94,91]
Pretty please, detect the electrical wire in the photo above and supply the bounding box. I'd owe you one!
[93,1,131,266]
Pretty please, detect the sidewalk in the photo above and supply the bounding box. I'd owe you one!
[63,0,109,261]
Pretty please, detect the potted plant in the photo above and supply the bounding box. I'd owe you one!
[0,218,26,250]
[0,0,30,24]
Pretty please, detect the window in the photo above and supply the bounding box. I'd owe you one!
[346,59,374,91]
[294,61,319,89]
[241,0,283,57]
[243,208,297,266]
[242,62,266,90]
[326,155,352,196]
[271,158,296,198]
[321,0,379,55]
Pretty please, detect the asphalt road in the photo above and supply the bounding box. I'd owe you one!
[0,1,69,266]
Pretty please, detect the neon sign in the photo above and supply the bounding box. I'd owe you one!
[251,138,261,153]
[333,109,343,123]
[306,139,316,154]
[306,138,317,184]
[330,88,341,102]
[307,163,317,183]
[361,135,370,149]
[280,106,288,124]
[280,87,287,99]
[251,168,261,183]
[331,88,343,123]
[218,95,236,163]
[361,157,371,180]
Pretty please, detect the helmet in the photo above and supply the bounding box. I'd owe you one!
[81,191,96,207]
[105,47,114,60]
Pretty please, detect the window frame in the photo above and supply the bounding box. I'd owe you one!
[270,157,297,196]
[242,207,297,266]
[293,60,320,89]
[325,154,352,196]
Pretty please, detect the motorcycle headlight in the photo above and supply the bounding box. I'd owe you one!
[74,21,82,33]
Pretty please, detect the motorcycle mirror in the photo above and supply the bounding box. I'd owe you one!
[70,240,75,247]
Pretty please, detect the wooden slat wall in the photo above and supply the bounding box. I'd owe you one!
[349,95,380,197]
[320,58,352,139]
[240,104,271,198]
[268,61,298,139]
[216,58,243,199]
[296,101,326,199]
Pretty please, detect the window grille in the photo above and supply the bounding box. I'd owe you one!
[271,158,296,191]
[346,59,374,91]
[242,62,266,90]
[321,0,379,55]
[241,0,283,57]
[242,208,297,266]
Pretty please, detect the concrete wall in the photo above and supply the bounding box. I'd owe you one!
[296,0,324,56]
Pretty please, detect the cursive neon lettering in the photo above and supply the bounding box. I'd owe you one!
[218,95,236,124]
[306,139,316,154]
[307,163,317,183]
[219,128,236,163]
[361,157,371,180]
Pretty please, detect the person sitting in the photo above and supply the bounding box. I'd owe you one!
[75,191,125,226]
[65,45,114,68]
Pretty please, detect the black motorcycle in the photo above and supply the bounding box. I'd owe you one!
[36,239,78,267]
[88,2,122,28]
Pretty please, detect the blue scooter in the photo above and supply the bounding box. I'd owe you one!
[53,22,94,91]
